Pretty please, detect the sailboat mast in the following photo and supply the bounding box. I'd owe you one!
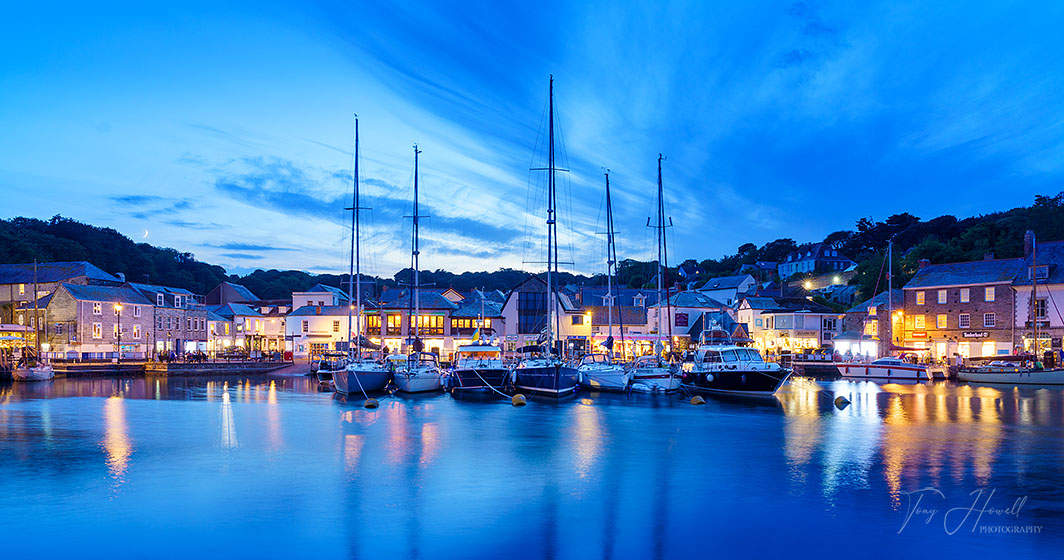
[412,144,422,347]
[605,171,614,340]
[33,260,40,360]
[347,115,359,360]
[887,240,893,353]
[1032,232,1038,357]
[546,75,557,356]
[660,158,674,352]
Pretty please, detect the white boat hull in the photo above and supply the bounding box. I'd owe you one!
[12,365,54,382]
[578,365,630,391]
[957,368,1064,385]
[630,367,682,392]
[393,370,442,393]
[838,362,926,381]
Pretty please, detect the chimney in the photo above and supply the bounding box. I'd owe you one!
[1024,230,1035,258]
[983,251,994,261]
[918,259,931,269]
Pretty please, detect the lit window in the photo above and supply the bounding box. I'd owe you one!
[133,325,142,339]
[17,314,23,325]
[916,292,925,305]
[984,313,996,328]
[936,314,947,329]
[18,284,25,296]
[914,315,925,329]
[868,305,877,316]
[114,324,119,338]
[937,290,947,304]
[333,320,340,332]
[959,313,970,328]
[92,323,102,339]
[93,302,102,315]
[985,287,995,302]
[981,341,996,357]
[958,341,970,358]
[1035,298,1048,319]
[960,288,970,303]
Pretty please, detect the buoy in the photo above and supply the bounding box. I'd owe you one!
[690,396,706,405]
[512,394,527,407]
[364,398,379,409]
[833,395,850,409]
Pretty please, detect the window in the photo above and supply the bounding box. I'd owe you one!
[958,341,970,358]
[167,317,172,329]
[916,291,925,305]
[937,290,947,304]
[959,313,971,328]
[332,320,340,332]
[914,315,925,329]
[133,305,141,317]
[755,318,763,327]
[985,287,995,302]
[387,314,403,335]
[157,293,165,306]
[960,288,970,303]
[868,305,877,316]
[114,324,120,338]
[157,316,163,330]
[410,315,444,334]
[224,323,230,335]
[822,317,837,331]
[318,300,325,307]
[175,295,183,308]
[936,314,947,329]
[187,318,192,330]
[93,302,102,315]
[864,320,878,336]
[1030,265,1049,280]
[302,320,309,333]
[571,315,584,325]
[366,315,381,332]
[92,323,102,339]
[18,283,25,295]
[1035,298,1048,319]
[981,342,996,357]
[17,314,23,325]
[133,325,141,339]
[55,323,63,335]
[984,313,996,328]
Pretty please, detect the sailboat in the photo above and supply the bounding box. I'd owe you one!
[449,290,509,394]
[838,240,927,380]
[578,170,630,391]
[512,75,579,398]
[391,144,444,393]
[629,155,682,392]
[13,261,54,382]
[335,116,391,396]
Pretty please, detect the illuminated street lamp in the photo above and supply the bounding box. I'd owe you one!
[115,303,123,364]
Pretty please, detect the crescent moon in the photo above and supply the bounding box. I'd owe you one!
[143,229,150,239]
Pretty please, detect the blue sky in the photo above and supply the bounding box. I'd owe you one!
[3,1,1064,277]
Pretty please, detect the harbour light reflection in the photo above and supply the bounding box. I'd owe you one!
[102,396,132,489]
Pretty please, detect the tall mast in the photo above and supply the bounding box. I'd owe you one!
[1032,232,1038,356]
[660,156,674,354]
[347,115,360,361]
[604,171,614,341]
[33,259,40,360]
[546,75,558,356]
[887,240,893,352]
[411,144,422,351]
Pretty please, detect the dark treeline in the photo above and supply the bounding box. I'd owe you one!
[4,193,1064,301]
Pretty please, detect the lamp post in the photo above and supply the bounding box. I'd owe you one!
[115,303,123,364]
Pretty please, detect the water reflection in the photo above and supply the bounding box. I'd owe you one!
[220,382,237,450]
[102,396,132,490]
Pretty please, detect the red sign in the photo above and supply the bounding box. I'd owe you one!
[912,332,927,338]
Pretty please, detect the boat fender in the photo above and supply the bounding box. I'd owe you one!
[512,394,527,407]
[833,395,850,410]
[364,398,379,409]
[704,373,714,383]
[690,396,706,405]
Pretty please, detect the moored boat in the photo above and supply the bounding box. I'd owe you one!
[686,344,791,397]
[12,363,54,382]
[448,343,509,393]
[577,353,630,391]
[957,362,1064,385]
[391,352,443,393]
[837,357,927,380]
[629,355,682,392]
[13,261,53,383]
[514,353,579,397]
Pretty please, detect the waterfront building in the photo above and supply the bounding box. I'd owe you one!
[738,296,838,352]
[210,302,270,356]
[129,283,208,355]
[696,274,756,306]
[778,243,856,279]
[646,291,731,353]
[16,283,154,359]
[832,289,904,359]
[500,276,591,358]
[375,289,459,357]
[0,261,122,322]
[1012,232,1064,356]
[286,304,354,361]
[205,309,231,356]
[901,256,1023,360]
[292,283,349,308]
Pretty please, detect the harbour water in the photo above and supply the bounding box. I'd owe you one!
[1,375,1062,558]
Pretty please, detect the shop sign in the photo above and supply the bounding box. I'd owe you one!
[963,331,989,339]
[797,330,818,338]
[912,332,927,338]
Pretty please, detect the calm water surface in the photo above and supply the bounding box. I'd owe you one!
[1,375,1062,559]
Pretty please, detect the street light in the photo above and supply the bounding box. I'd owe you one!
[114,303,123,364]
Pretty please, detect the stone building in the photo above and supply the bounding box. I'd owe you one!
[0,261,121,322]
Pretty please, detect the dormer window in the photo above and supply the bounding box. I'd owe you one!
[1030,265,1049,280]
[157,293,164,306]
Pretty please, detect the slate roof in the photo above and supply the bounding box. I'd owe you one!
[305,283,350,301]
[211,303,263,318]
[585,305,647,326]
[218,282,259,302]
[904,258,1024,289]
[207,310,228,322]
[378,290,460,310]
[846,289,905,313]
[1014,240,1064,286]
[578,287,661,307]
[0,261,121,285]
[649,291,727,309]
[451,299,504,318]
[761,297,836,314]
[698,274,753,291]
[61,283,153,305]
[742,296,782,310]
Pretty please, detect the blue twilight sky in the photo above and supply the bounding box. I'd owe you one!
[3,1,1064,277]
